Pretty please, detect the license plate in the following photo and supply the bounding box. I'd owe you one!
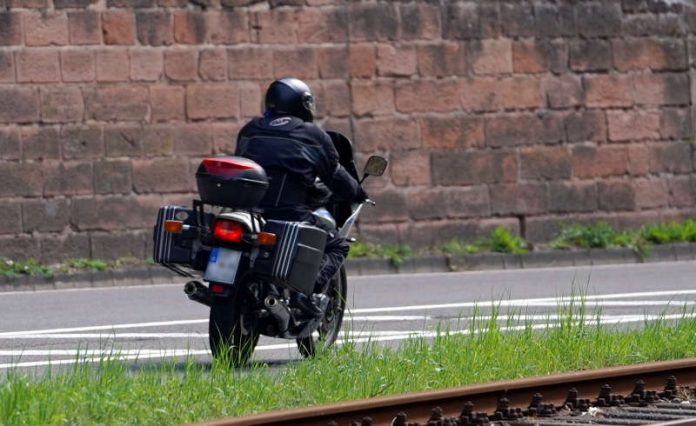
[204,247,241,285]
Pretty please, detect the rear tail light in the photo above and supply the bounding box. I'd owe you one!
[212,219,244,243]
[210,283,226,294]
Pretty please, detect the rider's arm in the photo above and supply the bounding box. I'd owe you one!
[314,130,364,202]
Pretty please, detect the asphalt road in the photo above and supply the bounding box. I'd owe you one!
[1,261,696,371]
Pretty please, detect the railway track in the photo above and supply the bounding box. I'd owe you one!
[195,359,696,426]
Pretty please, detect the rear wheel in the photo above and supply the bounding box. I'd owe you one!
[209,296,259,367]
[296,266,347,358]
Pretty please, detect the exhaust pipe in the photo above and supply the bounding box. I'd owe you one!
[184,280,212,307]
[264,296,290,333]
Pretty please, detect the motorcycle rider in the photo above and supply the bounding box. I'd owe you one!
[234,78,367,314]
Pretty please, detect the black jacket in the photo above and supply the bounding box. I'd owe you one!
[235,115,360,221]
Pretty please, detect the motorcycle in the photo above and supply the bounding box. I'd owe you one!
[152,131,387,365]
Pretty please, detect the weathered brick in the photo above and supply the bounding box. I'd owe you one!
[349,44,376,78]
[186,85,238,120]
[25,12,68,46]
[623,13,684,37]
[396,80,460,114]
[16,50,60,83]
[0,201,21,234]
[352,117,420,152]
[142,126,174,157]
[577,2,622,37]
[71,196,160,232]
[254,9,296,44]
[565,110,607,143]
[0,50,13,83]
[534,3,576,37]
[485,114,541,148]
[420,115,484,150]
[660,107,693,140]
[444,2,480,39]
[649,142,692,174]
[40,87,83,124]
[94,160,132,195]
[61,50,95,83]
[399,3,441,41]
[399,220,481,249]
[513,39,546,73]
[104,125,143,157]
[501,2,534,37]
[543,75,583,109]
[607,110,660,142]
[599,181,635,211]
[632,73,690,106]
[174,124,212,156]
[273,47,319,80]
[173,11,206,45]
[150,86,185,123]
[585,75,633,108]
[133,158,192,193]
[43,162,93,196]
[211,122,242,155]
[0,163,44,197]
[0,13,23,46]
[22,198,70,233]
[296,7,348,43]
[667,177,693,207]
[85,86,149,122]
[417,42,467,77]
[432,150,517,186]
[0,127,20,160]
[108,0,155,8]
[490,183,548,215]
[136,11,173,46]
[129,49,162,82]
[360,189,408,223]
[0,87,40,124]
[102,10,136,45]
[21,127,60,160]
[318,46,349,79]
[478,3,501,38]
[628,144,650,176]
[409,187,490,220]
[470,38,513,75]
[96,50,130,82]
[351,80,394,117]
[376,44,417,77]
[572,145,629,178]
[520,146,572,180]
[613,38,687,71]
[55,0,98,8]
[548,182,598,213]
[68,11,101,45]
[199,49,227,81]
[164,49,198,82]
[61,126,103,160]
[206,11,249,44]
[390,150,430,186]
[316,80,348,118]
[349,2,398,42]
[0,235,40,260]
[38,233,90,263]
[569,39,612,72]
[91,231,146,260]
[228,47,273,80]
[634,179,669,209]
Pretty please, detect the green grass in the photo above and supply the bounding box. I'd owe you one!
[3,303,696,425]
[0,257,151,279]
[348,242,413,267]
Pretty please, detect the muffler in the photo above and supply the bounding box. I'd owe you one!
[264,296,290,333]
[184,280,212,307]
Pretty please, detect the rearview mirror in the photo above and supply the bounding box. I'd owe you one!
[363,155,388,177]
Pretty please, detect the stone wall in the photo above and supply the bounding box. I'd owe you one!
[0,0,695,261]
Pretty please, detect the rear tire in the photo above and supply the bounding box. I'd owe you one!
[296,266,347,358]
[209,296,259,367]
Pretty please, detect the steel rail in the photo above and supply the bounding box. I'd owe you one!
[191,358,696,426]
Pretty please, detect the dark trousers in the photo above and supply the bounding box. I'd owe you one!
[308,216,349,294]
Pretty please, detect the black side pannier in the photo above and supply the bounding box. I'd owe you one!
[196,156,269,209]
[253,220,327,295]
[153,205,214,272]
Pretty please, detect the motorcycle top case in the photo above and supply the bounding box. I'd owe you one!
[153,205,213,271]
[196,156,269,209]
[253,220,327,295]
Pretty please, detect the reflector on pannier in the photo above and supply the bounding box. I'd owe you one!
[196,156,269,209]
[253,220,327,295]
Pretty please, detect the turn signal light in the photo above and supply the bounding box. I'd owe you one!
[257,232,277,246]
[164,220,184,234]
[212,219,244,243]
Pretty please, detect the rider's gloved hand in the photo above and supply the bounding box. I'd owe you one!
[354,186,369,203]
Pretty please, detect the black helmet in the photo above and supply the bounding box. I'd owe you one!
[264,78,316,122]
